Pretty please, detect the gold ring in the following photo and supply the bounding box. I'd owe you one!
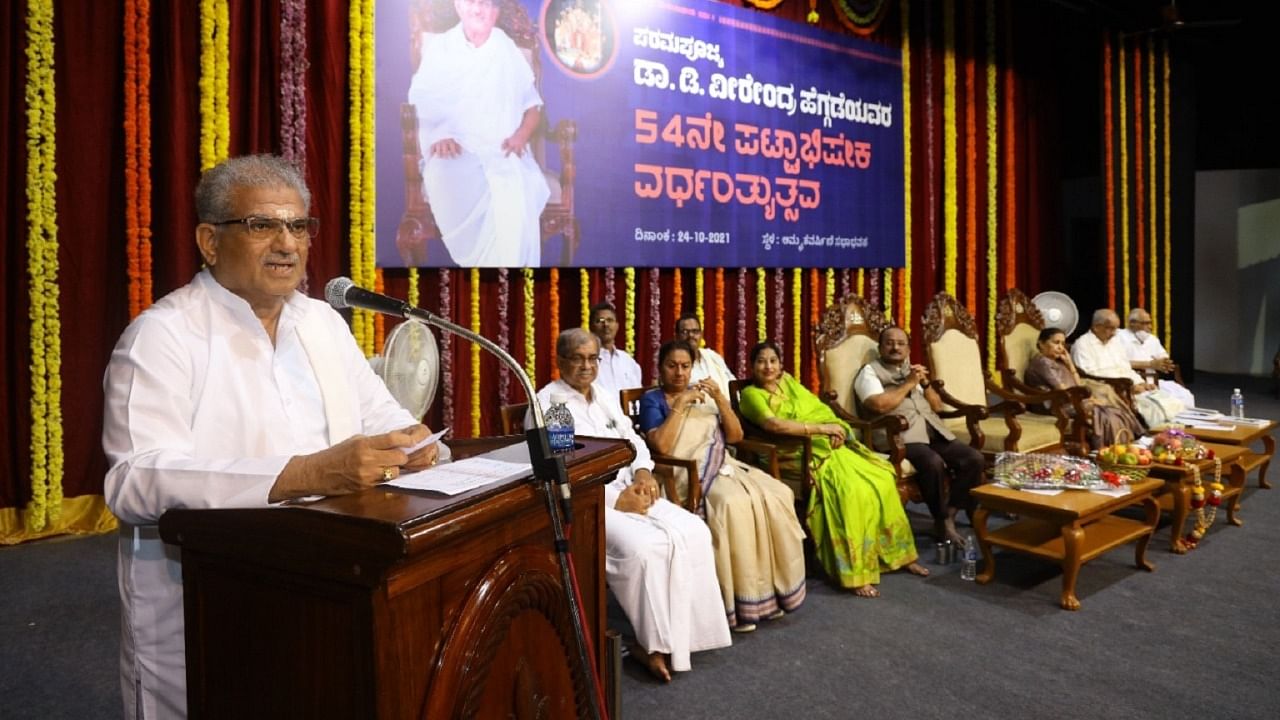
[382,466,395,482]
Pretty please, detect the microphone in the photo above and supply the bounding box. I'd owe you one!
[324,276,411,318]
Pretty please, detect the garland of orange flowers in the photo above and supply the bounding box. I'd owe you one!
[471,268,481,436]
[963,1,977,317]
[713,268,724,353]
[1103,32,1116,309]
[792,268,802,379]
[809,268,820,388]
[755,268,767,342]
[124,0,153,318]
[1118,36,1130,315]
[942,0,958,299]
[373,268,385,351]
[1132,42,1145,308]
[580,268,590,328]
[695,267,704,340]
[985,0,999,380]
[901,0,912,331]
[1147,35,1158,334]
[624,267,636,355]
[1161,42,1172,352]
[1001,0,1015,291]
[523,267,536,382]
[550,268,560,379]
[25,0,62,530]
[672,267,683,328]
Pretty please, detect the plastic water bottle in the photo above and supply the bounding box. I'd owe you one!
[960,532,978,581]
[1230,388,1245,419]
[545,393,576,453]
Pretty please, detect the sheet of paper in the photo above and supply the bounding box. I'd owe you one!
[1089,487,1132,497]
[402,426,449,454]
[388,455,531,496]
[1021,488,1064,496]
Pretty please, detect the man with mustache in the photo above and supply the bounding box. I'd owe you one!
[854,326,984,547]
[102,155,446,719]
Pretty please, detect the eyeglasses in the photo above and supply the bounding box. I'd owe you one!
[560,354,600,366]
[677,326,702,336]
[592,317,616,325]
[210,216,320,240]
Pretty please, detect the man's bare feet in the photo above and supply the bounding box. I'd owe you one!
[852,584,880,598]
[628,642,671,682]
[905,561,930,577]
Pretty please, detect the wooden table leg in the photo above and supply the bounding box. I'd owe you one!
[1059,525,1084,611]
[1257,435,1274,489]
[1169,483,1190,554]
[1227,463,1246,527]
[973,506,995,584]
[1134,497,1158,572]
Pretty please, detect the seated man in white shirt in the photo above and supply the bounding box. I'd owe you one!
[1116,308,1195,408]
[528,328,730,683]
[589,301,642,402]
[102,155,447,719]
[1071,308,1184,427]
[675,312,735,398]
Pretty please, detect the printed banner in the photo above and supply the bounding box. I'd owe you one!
[376,0,904,268]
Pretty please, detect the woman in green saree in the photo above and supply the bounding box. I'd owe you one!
[739,341,927,597]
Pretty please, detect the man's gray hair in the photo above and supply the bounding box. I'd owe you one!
[194,154,311,223]
[1128,308,1148,322]
[1091,308,1117,327]
[556,328,598,358]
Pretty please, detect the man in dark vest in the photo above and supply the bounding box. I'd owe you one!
[854,326,983,546]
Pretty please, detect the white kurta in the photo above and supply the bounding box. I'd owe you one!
[102,270,425,719]
[408,24,550,267]
[1116,328,1196,407]
[529,380,731,671]
[690,347,736,398]
[595,346,643,403]
[1072,331,1184,425]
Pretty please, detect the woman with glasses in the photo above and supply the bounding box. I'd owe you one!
[739,341,926,598]
[638,340,806,633]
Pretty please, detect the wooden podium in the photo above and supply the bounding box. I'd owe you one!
[159,437,633,719]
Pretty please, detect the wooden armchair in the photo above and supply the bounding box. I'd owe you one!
[395,0,579,266]
[499,402,528,436]
[994,289,1091,453]
[812,294,923,506]
[921,292,1070,461]
[727,379,815,504]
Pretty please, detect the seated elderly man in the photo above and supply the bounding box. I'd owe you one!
[1071,309,1184,427]
[675,312,735,397]
[855,326,984,546]
[1116,308,1195,408]
[102,155,446,719]
[527,328,730,682]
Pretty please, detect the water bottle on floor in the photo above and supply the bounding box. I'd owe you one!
[545,393,576,453]
[960,532,978,581]
[1230,388,1245,419]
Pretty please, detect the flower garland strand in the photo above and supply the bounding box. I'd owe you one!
[198,0,230,170]
[550,268,561,379]
[280,0,308,177]
[841,268,851,298]
[755,268,767,343]
[714,268,725,353]
[985,0,999,379]
[497,268,510,404]
[1103,31,1116,310]
[347,0,368,351]
[1161,42,1172,352]
[963,0,977,317]
[604,266,615,307]
[1147,34,1158,335]
[440,269,454,431]
[580,268,590,328]
[923,3,937,283]
[1001,0,1016,291]
[672,267,683,327]
[124,0,154,317]
[25,0,62,529]
[1132,42,1146,308]
[407,267,419,307]
[471,268,481,437]
[523,267,537,383]
[869,268,881,309]
[624,267,636,355]
[648,267,661,380]
[942,0,958,298]
[359,2,376,354]
[791,268,801,381]
[773,268,785,346]
[1184,458,1224,550]
[373,268,385,351]
[809,268,820,388]
[883,266,893,321]
[215,0,229,160]
[825,267,835,309]
[695,267,705,339]
[737,268,748,376]
[1118,36,1130,315]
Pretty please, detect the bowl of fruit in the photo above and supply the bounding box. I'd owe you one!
[1094,430,1152,482]
[1150,427,1214,465]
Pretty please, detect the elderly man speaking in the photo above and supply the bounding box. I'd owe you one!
[528,328,731,683]
[102,155,446,719]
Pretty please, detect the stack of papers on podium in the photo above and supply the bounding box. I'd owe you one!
[389,442,532,496]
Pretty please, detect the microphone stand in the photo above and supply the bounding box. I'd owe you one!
[395,305,607,720]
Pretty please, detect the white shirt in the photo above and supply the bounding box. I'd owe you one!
[103,270,421,719]
[690,347,735,398]
[1116,328,1169,362]
[595,345,643,402]
[1070,331,1144,384]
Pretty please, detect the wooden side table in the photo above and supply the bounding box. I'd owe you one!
[971,478,1163,611]
[1185,420,1276,489]
[1146,442,1248,553]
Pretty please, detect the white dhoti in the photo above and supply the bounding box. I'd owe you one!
[605,498,731,672]
[1135,388,1186,427]
[423,148,547,267]
[1156,379,1196,410]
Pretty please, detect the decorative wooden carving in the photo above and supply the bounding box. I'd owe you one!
[922,291,979,344]
[995,288,1045,337]
[813,294,889,357]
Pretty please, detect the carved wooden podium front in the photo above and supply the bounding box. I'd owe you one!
[159,437,632,719]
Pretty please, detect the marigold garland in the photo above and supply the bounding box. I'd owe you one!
[808,268,820,389]
[497,268,510,404]
[624,267,636,355]
[883,266,893,320]
[580,268,590,328]
[1161,42,1172,352]
[773,268,785,346]
[124,0,153,317]
[550,268,561,379]
[359,2,376,354]
[985,0,999,379]
[604,266,615,306]
[524,267,537,383]
[672,267,683,328]
[825,267,835,309]
[963,1,977,317]
[942,0,958,299]
[471,268,481,436]
[1001,0,1016,290]
[440,268,454,430]
[755,268,767,343]
[648,267,661,379]
[348,0,372,352]
[1103,32,1116,309]
[737,268,748,376]
[923,5,938,280]
[408,267,420,307]
[1147,34,1158,334]
[25,0,62,529]
[198,0,229,170]
[373,268,386,351]
[1118,36,1130,315]
[898,0,911,330]
[1132,42,1146,308]
[714,268,725,353]
[280,0,308,178]
[791,268,801,383]
[694,268,704,341]
[856,268,864,295]
[214,0,229,160]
